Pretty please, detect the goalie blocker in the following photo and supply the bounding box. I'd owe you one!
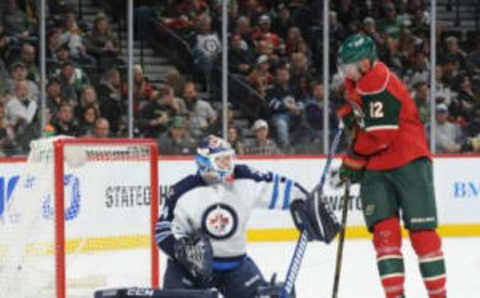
[94,288,218,298]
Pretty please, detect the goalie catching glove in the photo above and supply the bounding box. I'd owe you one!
[174,230,214,286]
[290,195,341,243]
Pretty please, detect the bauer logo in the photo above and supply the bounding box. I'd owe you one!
[453,182,480,199]
[0,175,20,219]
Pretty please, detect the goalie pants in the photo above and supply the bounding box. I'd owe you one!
[164,257,267,298]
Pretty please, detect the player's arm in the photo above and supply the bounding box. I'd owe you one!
[156,193,213,284]
[235,165,340,243]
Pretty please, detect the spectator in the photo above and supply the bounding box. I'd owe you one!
[413,81,430,124]
[76,85,100,120]
[233,16,253,50]
[2,0,33,41]
[384,36,404,75]
[51,103,78,136]
[275,3,294,39]
[6,61,39,98]
[433,103,463,153]
[227,126,245,155]
[290,52,310,90]
[441,55,460,88]
[183,81,217,138]
[46,76,65,116]
[20,43,40,82]
[207,102,236,137]
[122,65,153,113]
[266,67,302,149]
[285,26,304,55]
[46,27,63,62]
[191,14,220,89]
[58,12,95,66]
[449,75,478,125]
[251,15,280,48]
[97,68,126,135]
[84,13,120,69]
[54,44,72,67]
[410,6,429,38]
[435,65,453,105]
[362,17,384,47]
[404,50,429,87]
[57,60,89,103]
[164,68,186,100]
[229,34,254,75]
[444,36,467,71]
[0,102,18,156]
[92,117,111,138]
[157,116,196,155]
[77,105,99,136]
[139,84,178,138]
[243,119,281,155]
[6,80,37,127]
[378,2,401,39]
[304,81,337,139]
[5,79,39,152]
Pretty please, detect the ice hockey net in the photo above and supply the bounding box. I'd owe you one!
[0,137,159,298]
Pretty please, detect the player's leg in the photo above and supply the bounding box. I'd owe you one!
[361,170,405,298]
[392,158,446,298]
[218,257,268,298]
[163,259,200,290]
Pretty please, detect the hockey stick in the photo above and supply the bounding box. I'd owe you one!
[331,179,351,298]
[280,127,344,298]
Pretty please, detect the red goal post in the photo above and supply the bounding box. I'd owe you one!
[52,138,159,298]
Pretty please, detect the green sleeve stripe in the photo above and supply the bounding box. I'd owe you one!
[365,125,399,132]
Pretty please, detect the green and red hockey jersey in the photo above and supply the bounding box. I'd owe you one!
[343,62,431,170]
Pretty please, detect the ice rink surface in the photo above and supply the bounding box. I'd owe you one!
[69,237,478,298]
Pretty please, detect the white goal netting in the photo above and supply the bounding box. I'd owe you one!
[0,136,159,298]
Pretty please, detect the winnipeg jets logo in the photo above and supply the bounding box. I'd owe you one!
[202,203,238,240]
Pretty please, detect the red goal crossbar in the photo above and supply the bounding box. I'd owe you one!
[53,138,159,298]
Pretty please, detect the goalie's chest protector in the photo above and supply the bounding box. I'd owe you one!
[173,179,259,258]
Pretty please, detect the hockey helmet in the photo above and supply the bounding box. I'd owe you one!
[337,34,377,79]
[196,135,235,184]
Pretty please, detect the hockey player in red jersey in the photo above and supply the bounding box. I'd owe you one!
[334,34,447,298]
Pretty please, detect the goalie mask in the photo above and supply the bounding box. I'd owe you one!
[196,135,235,184]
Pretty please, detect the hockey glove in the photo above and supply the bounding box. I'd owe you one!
[290,196,341,243]
[174,231,214,286]
[337,104,357,129]
[331,149,368,188]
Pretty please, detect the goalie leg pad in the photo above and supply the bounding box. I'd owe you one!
[409,229,446,298]
[290,196,341,243]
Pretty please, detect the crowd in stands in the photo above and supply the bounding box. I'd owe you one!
[1,0,480,156]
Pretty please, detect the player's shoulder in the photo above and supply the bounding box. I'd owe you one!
[168,174,207,203]
[233,164,274,182]
[357,62,390,95]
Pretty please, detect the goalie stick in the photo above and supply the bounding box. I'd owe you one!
[280,127,344,298]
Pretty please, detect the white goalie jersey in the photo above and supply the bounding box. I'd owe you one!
[156,164,309,259]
